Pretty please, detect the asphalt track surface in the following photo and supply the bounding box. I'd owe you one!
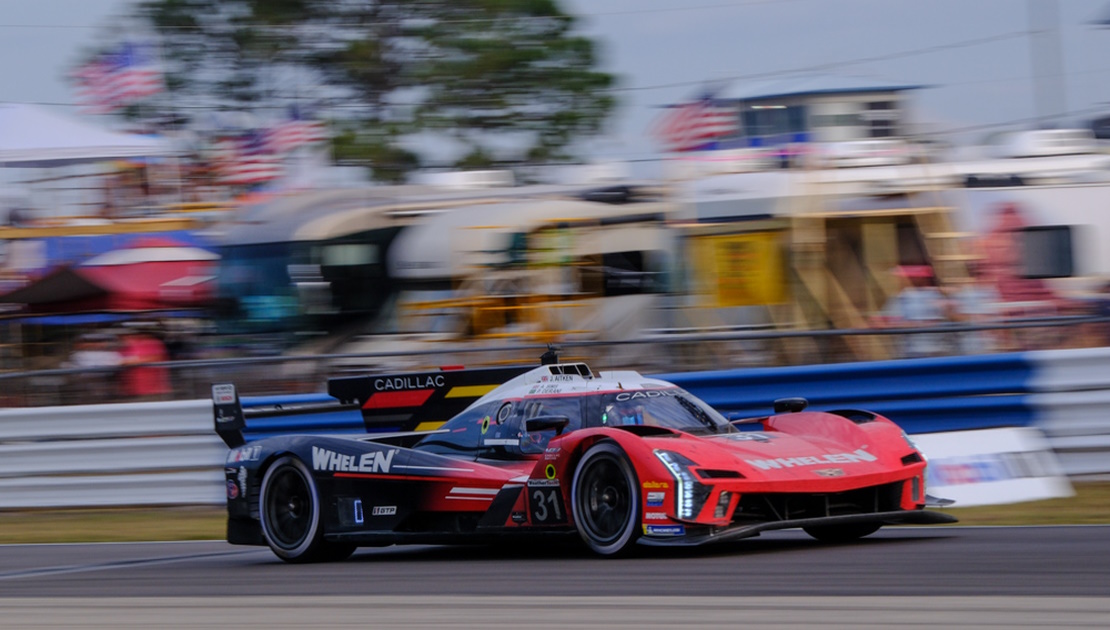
[3,525,1110,628]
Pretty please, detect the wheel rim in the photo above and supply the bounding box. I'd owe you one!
[264,466,314,550]
[577,456,632,545]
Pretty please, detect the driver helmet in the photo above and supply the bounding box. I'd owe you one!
[610,401,644,426]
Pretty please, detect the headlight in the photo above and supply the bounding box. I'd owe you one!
[901,431,925,460]
[654,450,711,520]
[901,431,927,502]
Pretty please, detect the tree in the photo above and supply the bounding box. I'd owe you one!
[119,0,616,181]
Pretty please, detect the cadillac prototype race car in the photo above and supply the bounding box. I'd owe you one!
[214,358,956,562]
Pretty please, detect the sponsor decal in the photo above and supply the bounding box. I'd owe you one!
[723,433,775,443]
[544,447,561,461]
[238,467,248,494]
[615,389,678,402]
[644,525,685,536]
[545,464,557,479]
[511,511,528,524]
[372,505,397,516]
[312,446,397,473]
[226,480,239,500]
[643,480,670,489]
[814,468,845,477]
[912,428,1073,507]
[227,445,262,463]
[929,452,1057,486]
[373,374,445,391]
[528,478,560,487]
[644,512,668,521]
[745,448,877,471]
[212,384,236,405]
[531,384,564,394]
[646,491,666,507]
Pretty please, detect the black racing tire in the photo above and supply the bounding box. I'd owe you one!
[259,456,353,563]
[570,441,641,556]
[803,522,882,543]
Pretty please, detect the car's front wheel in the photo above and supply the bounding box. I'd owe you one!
[803,522,882,543]
[259,455,354,563]
[571,441,640,556]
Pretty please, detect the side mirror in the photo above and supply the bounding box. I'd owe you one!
[773,397,809,413]
[525,415,571,436]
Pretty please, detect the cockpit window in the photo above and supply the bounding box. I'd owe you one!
[414,401,499,458]
[599,389,732,434]
[518,397,584,455]
[415,388,731,459]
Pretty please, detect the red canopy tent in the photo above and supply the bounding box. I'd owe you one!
[0,238,217,314]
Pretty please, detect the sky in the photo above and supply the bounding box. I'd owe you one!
[4,0,1110,171]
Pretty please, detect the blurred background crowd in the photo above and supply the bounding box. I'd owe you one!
[4,0,1110,406]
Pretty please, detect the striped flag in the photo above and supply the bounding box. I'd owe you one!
[214,132,283,186]
[654,90,738,152]
[73,60,115,114]
[265,107,328,155]
[73,42,164,113]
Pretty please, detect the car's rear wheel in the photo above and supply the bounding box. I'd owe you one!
[259,456,354,563]
[803,522,882,543]
[571,441,640,556]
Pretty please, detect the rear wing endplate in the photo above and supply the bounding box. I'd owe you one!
[213,384,246,448]
[212,383,360,448]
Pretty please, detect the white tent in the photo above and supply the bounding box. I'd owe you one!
[0,103,175,167]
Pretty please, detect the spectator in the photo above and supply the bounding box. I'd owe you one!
[878,265,950,358]
[66,332,122,370]
[119,325,172,401]
[949,263,1002,354]
[64,332,122,402]
[1089,280,1110,346]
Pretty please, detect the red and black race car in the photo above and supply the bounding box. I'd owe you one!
[214,359,955,562]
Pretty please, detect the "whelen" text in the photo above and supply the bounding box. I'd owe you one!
[312,447,397,473]
[745,448,877,471]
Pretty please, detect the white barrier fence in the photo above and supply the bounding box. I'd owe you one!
[2,347,1110,509]
[0,400,225,508]
[1029,348,1110,478]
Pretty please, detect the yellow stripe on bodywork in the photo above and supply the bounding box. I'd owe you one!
[445,385,499,398]
[415,421,446,432]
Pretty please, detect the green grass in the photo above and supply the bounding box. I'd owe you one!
[940,481,1110,527]
[0,506,225,544]
[1,483,1108,545]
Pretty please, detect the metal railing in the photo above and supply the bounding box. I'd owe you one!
[0,314,1103,408]
[2,339,1110,508]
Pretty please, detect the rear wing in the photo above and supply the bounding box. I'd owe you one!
[213,365,531,447]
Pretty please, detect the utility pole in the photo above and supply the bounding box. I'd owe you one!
[1028,0,1067,129]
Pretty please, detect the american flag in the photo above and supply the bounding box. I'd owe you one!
[264,107,328,155]
[214,131,283,186]
[654,90,738,152]
[73,42,164,113]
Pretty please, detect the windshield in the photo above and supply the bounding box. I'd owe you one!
[598,389,733,434]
